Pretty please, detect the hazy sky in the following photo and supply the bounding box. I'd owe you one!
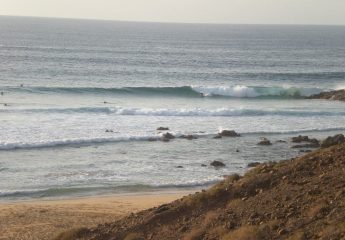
[1,0,345,25]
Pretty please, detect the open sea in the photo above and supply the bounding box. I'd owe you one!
[1,16,345,201]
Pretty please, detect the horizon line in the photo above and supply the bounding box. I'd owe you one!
[1,14,345,27]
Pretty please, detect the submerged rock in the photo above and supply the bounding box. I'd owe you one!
[300,150,312,153]
[213,135,222,139]
[157,127,169,131]
[291,143,320,149]
[247,162,260,168]
[321,134,345,148]
[162,132,175,139]
[210,160,226,167]
[179,135,197,140]
[258,138,272,146]
[219,130,240,137]
[148,137,158,142]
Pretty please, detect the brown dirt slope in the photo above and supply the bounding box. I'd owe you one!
[307,89,345,101]
[56,143,345,240]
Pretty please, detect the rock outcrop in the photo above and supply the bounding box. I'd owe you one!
[218,130,241,137]
[257,138,272,146]
[157,127,169,131]
[307,89,345,101]
[160,132,175,142]
[321,134,345,148]
[210,160,226,168]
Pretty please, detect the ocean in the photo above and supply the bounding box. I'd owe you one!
[1,16,345,201]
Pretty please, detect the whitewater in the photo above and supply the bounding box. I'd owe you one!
[1,17,345,200]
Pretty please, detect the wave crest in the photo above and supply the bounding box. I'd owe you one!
[5,85,325,98]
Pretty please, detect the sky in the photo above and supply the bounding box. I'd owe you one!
[0,0,345,25]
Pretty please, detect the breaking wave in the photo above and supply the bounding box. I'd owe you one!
[4,85,325,98]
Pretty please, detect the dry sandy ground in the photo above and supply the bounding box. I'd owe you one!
[0,192,188,240]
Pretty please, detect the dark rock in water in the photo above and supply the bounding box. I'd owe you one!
[161,132,175,142]
[276,140,287,143]
[105,129,114,133]
[248,162,260,168]
[291,143,320,149]
[176,166,184,169]
[210,161,226,167]
[258,138,272,146]
[201,164,207,167]
[292,135,309,143]
[157,127,169,131]
[148,137,158,142]
[219,130,240,137]
[300,150,312,153]
[307,89,345,101]
[291,135,320,146]
[321,134,345,148]
[236,149,240,152]
[213,134,222,139]
[179,135,197,140]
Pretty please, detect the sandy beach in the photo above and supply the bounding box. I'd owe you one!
[0,192,188,240]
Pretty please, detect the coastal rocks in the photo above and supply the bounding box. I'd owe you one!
[291,143,320,149]
[105,129,114,133]
[257,138,272,146]
[218,130,241,137]
[291,135,320,148]
[213,135,222,139]
[307,89,345,101]
[292,135,309,143]
[210,160,226,168]
[247,162,261,168]
[321,134,345,148]
[157,127,169,131]
[291,135,319,144]
[160,132,175,142]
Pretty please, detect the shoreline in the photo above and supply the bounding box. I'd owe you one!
[0,190,191,240]
[0,188,199,204]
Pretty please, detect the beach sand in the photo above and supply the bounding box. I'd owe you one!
[0,192,188,240]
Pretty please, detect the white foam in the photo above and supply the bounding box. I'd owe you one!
[0,136,161,150]
[191,85,323,98]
